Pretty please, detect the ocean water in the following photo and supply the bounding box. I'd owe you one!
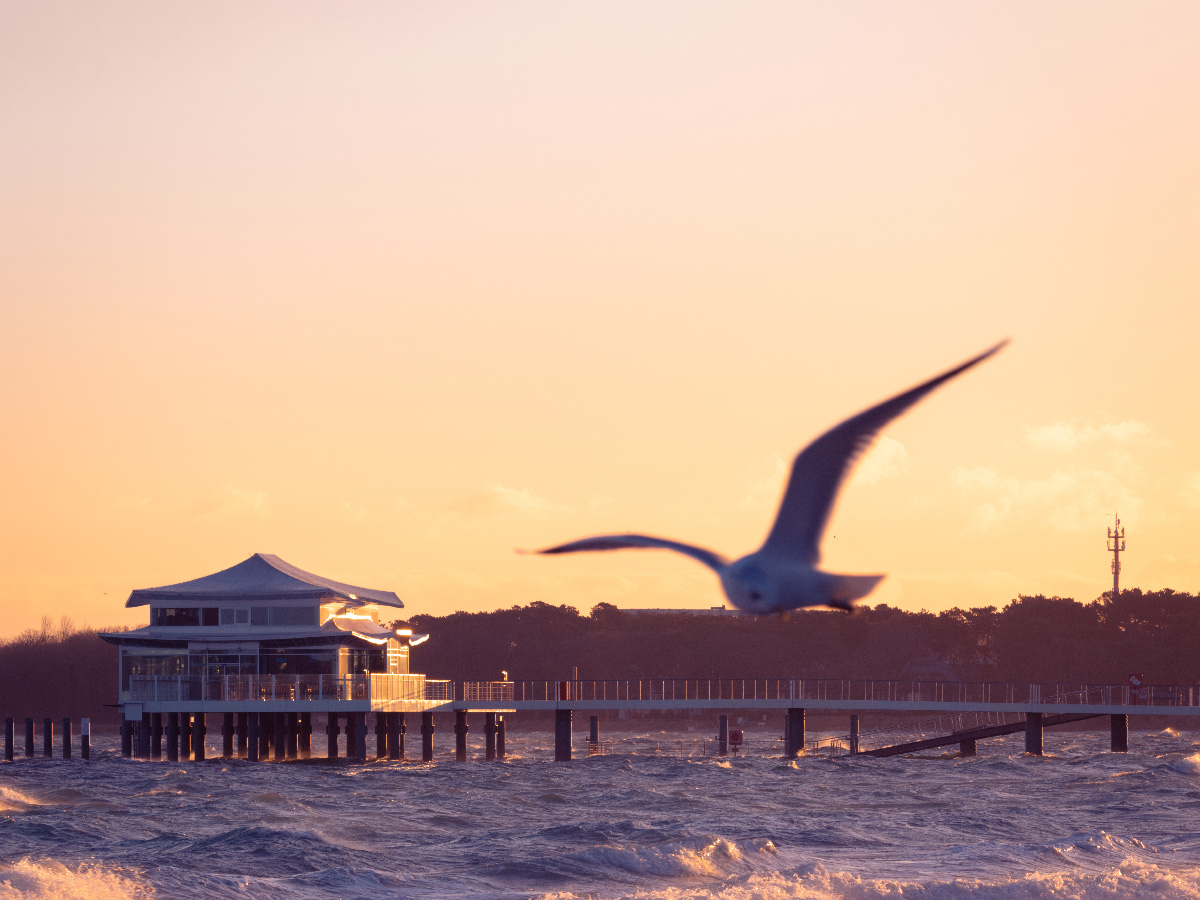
[4,726,1200,899]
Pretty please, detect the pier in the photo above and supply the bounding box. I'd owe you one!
[97,674,1198,762]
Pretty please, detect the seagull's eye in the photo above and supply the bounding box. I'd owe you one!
[749,591,762,600]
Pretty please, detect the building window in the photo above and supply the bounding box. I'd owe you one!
[153,607,220,626]
[219,608,250,626]
[269,607,318,627]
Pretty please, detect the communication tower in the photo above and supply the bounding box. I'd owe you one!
[1107,513,1126,599]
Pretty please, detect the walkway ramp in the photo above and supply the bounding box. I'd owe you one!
[862,712,1100,757]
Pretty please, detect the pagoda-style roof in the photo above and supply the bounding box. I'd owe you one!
[125,553,403,609]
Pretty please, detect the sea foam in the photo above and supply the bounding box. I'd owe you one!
[0,860,152,900]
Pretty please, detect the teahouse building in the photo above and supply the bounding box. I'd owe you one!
[100,554,442,762]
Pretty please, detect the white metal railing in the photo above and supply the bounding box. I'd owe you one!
[129,673,427,706]
[460,681,514,702]
[499,679,1200,709]
[424,680,453,701]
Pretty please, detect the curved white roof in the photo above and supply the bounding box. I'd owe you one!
[125,553,403,609]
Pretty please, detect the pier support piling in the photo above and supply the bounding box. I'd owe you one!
[166,713,179,762]
[388,713,403,760]
[274,713,286,761]
[784,708,805,759]
[286,713,298,759]
[181,715,192,760]
[258,712,270,760]
[421,712,434,762]
[326,713,340,759]
[352,712,368,761]
[237,712,248,758]
[62,718,72,759]
[959,738,977,757]
[485,713,498,761]
[850,715,860,755]
[1110,714,1129,753]
[376,713,389,760]
[455,710,468,761]
[588,716,599,745]
[151,713,162,759]
[1024,712,1043,756]
[137,714,150,759]
[193,713,206,761]
[497,716,506,759]
[222,713,235,759]
[300,712,312,759]
[554,709,573,762]
[26,718,35,758]
[247,713,260,762]
[120,719,132,758]
[43,718,54,758]
[718,715,728,756]
[4,717,13,761]
[81,718,90,761]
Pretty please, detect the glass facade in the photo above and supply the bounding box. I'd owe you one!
[152,605,319,627]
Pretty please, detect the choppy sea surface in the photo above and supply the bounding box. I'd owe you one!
[4,726,1200,899]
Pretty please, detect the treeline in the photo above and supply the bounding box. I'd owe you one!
[0,617,121,727]
[406,589,1200,687]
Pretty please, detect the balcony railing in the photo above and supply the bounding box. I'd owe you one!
[129,673,429,707]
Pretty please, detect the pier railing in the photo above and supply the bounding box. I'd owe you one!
[129,674,429,708]
[490,678,1200,709]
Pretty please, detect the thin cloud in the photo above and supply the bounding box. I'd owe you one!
[190,484,267,521]
[952,465,1141,533]
[1025,420,1150,452]
[445,484,562,520]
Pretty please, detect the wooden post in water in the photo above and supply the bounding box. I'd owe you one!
[257,712,270,760]
[326,713,340,759]
[554,709,573,762]
[43,718,53,758]
[237,712,248,758]
[718,715,728,756]
[26,718,36,758]
[138,713,151,758]
[353,712,368,761]
[166,713,179,762]
[299,712,312,759]
[388,713,402,760]
[285,713,298,759]
[273,713,286,761]
[455,710,468,761]
[180,715,192,760]
[784,708,805,758]
[222,713,235,759]
[151,713,162,759]
[193,713,206,761]
[375,713,389,760]
[81,718,90,760]
[959,738,977,757]
[421,712,435,761]
[62,718,72,759]
[4,717,13,761]
[1110,714,1129,752]
[496,716,506,759]
[246,712,259,761]
[588,715,599,745]
[1024,712,1043,756]
[485,713,497,761]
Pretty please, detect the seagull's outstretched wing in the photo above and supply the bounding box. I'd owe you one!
[532,534,728,574]
[760,340,1009,564]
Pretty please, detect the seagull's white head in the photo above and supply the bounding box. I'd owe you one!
[720,557,777,614]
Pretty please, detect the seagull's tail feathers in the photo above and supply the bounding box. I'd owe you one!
[826,573,885,611]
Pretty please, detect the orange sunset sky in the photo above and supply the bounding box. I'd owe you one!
[2,3,1198,638]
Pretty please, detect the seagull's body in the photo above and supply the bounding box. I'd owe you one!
[530,341,1008,615]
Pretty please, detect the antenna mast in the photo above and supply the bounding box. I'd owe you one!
[1107,513,1126,599]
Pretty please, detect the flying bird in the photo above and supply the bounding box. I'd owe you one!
[527,341,1008,615]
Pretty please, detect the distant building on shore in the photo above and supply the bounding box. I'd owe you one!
[622,607,746,617]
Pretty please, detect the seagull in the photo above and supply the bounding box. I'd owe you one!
[527,341,1008,615]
